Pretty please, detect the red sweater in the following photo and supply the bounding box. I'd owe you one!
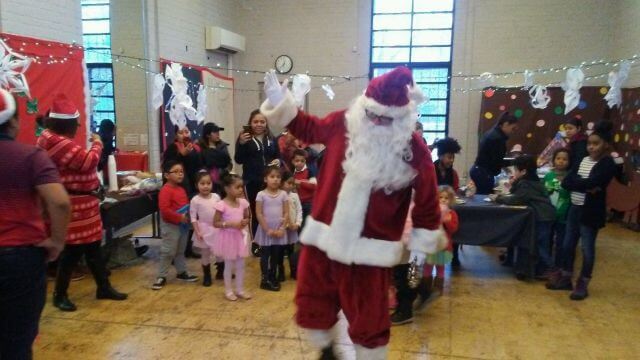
[159,183,189,225]
[294,166,316,203]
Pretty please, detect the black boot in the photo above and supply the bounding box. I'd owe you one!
[215,262,225,280]
[202,264,212,287]
[451,243,461,269]
[277,263,286,283]
[319,345,337,360]
[260,275,280,291]
[53,292,77,312]
[86,246,127,301]
[96,284,128,300]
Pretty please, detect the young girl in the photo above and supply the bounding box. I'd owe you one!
[280,172,303,280]
[547,121,616,300]
[255,166,289,291]
[291,149,317,227]
[493,155,556,278]
[190,171,221,287]
[564,117,588,172]
[213,173,252,301]
[152,161,199,290]
[424,186,459,295]
[543,148,571,279]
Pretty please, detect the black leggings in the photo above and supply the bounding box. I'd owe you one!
[245,180,264,238]
[260,245,284,282]
[55,241,110,295]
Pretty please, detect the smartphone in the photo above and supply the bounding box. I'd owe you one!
[242,125,252,135]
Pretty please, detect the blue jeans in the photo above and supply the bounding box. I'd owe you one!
[0,246,47,360]
[561,205,599,278]
[551,221,566,268]
[470,166,495,195]
[535,221,554,272]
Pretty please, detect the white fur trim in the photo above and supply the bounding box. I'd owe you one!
[354,345,388,360]
[301,217,404,267]
[407,83,426,104]
[407,227,445,255]
[259,90,298,129]
[0,90,16,125]
[49,110,80,119]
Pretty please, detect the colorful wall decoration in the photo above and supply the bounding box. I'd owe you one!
[478,86,640,165]
[1,33,88,145]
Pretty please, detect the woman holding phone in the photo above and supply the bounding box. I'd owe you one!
[235,109,280,248]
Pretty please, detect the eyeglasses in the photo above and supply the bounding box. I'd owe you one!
[365,109,393,124]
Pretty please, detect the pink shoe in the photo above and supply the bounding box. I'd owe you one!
[225,292,238,301]
[236,291,252,300]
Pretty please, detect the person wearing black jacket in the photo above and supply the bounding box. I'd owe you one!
[470,112,518,194]
[199,122,231,189]
[97,119,115,174]
[564,117,588,172]
[547,121,616,301]
[235,109,280,241]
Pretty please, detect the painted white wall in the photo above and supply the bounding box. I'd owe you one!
[0,0,82,44]
[613,0,640,86]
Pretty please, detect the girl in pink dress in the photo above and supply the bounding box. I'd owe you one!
[213,173,251,301]
[190,171,221,287]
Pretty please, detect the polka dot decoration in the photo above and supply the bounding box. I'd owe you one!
[484,88,495,98]
[499,105,506,111]
[536,119,545,127]
[575,114,582,119]
[614,134,620,143]
[484,112,493,120]
[554,106,564,115]
[526,133,532,138]
[599,87,608,95]
[587,122,594,130]
[514,109,523,118]
[578,100,587,110]
[510,94,517,100]
[625,133,629,142]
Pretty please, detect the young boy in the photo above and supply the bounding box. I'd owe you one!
[291,149,317,226]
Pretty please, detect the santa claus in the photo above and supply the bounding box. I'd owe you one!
[260,67,442,359]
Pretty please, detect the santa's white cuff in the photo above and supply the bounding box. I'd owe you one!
[260,91,298,129]
[407,227,444,255]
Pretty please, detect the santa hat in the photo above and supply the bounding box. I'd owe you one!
[365,67,424,108]
[49,94,80,119]
[0,89,16,125]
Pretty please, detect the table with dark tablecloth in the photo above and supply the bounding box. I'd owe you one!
[101,191,160,243]
[453,195,536,277]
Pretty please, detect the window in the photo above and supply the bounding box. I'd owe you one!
[82,0,115,133]
[370,0,454,145]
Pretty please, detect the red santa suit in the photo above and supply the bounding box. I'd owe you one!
[261,67,442,358]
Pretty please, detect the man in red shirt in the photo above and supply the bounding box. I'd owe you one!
[0,89,71,359]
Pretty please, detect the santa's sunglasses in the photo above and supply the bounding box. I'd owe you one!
[364,109,394,126]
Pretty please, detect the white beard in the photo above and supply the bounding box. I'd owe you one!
[342,95,417,192]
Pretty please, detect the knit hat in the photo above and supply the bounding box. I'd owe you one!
[49,94,80,119]
[0,89,16,125]
[363,67,424,117]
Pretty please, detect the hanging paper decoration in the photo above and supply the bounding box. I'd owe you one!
[291,74,311,108]
[151,73,165,109]
[603,60,631,109]
[562,68,584,114]
[529,85,551,109]
[321,84,335,100]
[195,84,207,123]
[0,39,32,98]
[523,70,534,89]
[479,72,495,88]
[164,62,197,129]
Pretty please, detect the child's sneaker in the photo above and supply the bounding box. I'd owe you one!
[152,277,166,290]
[236,291,252,300]
[176,272,199,282]
[225,292,238,301]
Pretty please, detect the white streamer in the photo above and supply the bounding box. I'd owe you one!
[529,85,551,109]
[151,73,165,109]
[0,39,32,98]
[292,74,311,108]
[523,70,534,89]
[164,62,198,129]
[562,68,584,114]
[195,84,207,123]
[322,84,335,100]
[603,60,631,108]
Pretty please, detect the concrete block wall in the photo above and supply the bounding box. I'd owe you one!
[613,0,640,86]
[0,0,82,44]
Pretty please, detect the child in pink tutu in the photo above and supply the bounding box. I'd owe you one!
[213,173,251,301]
[190,171,221,287]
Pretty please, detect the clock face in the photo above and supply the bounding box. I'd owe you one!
[275,55,293,74]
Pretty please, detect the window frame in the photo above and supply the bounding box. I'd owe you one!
[369,0,456,143]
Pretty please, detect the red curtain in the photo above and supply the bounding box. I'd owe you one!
[2,33,88,145]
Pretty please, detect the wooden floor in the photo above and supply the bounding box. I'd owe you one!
[34,224,640,359]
